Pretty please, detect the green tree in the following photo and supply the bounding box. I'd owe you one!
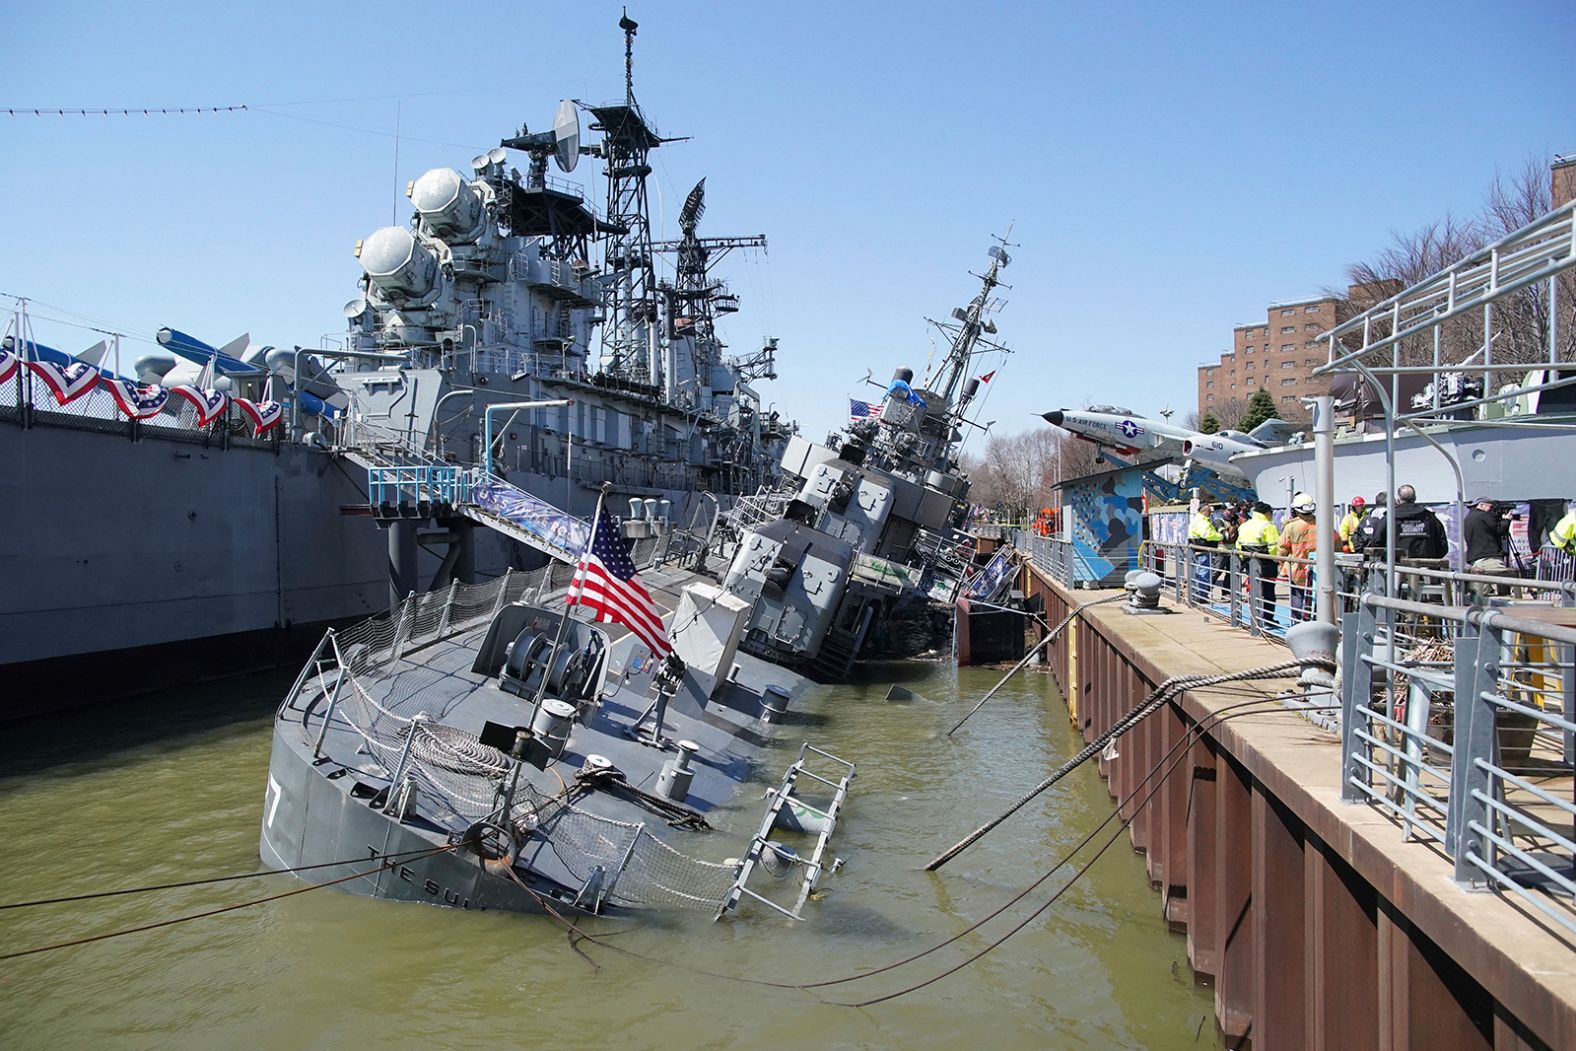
[1236,388,1277,432]
[1199,413,1220,434]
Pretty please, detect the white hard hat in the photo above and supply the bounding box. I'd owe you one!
[1291,492,1315,513]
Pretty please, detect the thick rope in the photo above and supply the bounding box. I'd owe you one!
[926,658,1303,870]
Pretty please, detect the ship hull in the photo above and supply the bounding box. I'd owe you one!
[0,417,708,719]
[259,731,568,913]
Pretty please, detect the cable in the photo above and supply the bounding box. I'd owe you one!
[946,590,1124,736]
[0,844,468,911]
[0,843,459,961]
[481,697,1331,1001]
[4,106,247,116]
[832,702,1341,1008]
[927,658,1304,870]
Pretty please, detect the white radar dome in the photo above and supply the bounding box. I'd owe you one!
[410,168,482,238]
[359,226,437,298]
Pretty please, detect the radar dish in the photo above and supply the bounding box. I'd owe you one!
[488,147,507,166]
[679,178,706,231]
[343,296,368,319]
[988,245,1011,267]
[552,99,580,173]
[471,153,490,172]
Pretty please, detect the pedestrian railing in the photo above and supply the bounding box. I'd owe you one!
[1139,539,1576,647]
[1342,595,1576,936]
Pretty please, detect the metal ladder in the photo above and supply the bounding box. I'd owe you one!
[717,742,856,920]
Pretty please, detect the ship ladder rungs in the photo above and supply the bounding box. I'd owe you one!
[717,742,855,920]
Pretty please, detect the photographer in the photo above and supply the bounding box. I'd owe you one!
[1464,497,1514,574]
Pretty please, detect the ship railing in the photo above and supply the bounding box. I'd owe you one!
[724,488,792,532]
[2,366,283,450]
[913,528,976,581]
[280,570,761,915]
[1341,595,1576,938]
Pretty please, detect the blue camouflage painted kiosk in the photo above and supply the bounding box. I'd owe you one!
[1053,461,1159,587]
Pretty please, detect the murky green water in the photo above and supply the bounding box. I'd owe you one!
[0,662,1218,1049]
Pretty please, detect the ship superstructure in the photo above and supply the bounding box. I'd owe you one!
[720,242,1015,678]
[0,15,790,710]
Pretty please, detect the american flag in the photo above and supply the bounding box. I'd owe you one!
[849,398,884,420]
[566,508,672,657]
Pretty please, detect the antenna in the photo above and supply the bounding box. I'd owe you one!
[501,104,578,187]
[620,9,639,105]
[679,178,706,233]
[552,99,580,173]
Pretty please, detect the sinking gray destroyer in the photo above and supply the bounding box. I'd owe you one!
[260,238,1017,918]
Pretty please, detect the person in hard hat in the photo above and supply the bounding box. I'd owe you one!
[1550,502,1576,555]
[1278,493,1326,622]
[1187,502,1224,603]
[1236,500,1282,626]
[1351,491,1387,555]
[1338,496,1367,553]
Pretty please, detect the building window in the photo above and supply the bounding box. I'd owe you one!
[1281,343,1294,351]
[1305,323,1320,331]
[1245,361,1255,370]
[1241,345,1253,353]
[1206,381,1215,389]
[1281,378,1297,386]
[1207,394,1215,402]
[1305,305,1319,313]
[1280,325,1295,334]
[1280,308,1296,317]
[1281,394,1297,402]
[1281,361,1295,368]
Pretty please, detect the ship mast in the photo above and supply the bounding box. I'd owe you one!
[925,233,1014,411]
[586,11,666,388]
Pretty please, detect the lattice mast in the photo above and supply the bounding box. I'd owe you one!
[585,12,665,387]
[653,178,768,405]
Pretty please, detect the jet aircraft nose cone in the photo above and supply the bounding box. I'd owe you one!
[1041,410,1064,427]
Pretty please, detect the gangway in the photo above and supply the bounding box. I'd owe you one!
[341,423,588,566]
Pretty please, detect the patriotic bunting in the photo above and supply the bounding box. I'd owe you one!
[0,348,18,384]
[233,398,283,435]
[566,508,672,657]
[25,359,101,405]
[102,377,172,420]
[170,385,230,426]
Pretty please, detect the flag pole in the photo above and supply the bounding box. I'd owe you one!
[530,481,612,726]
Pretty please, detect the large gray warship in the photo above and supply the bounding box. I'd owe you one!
[260,230,1017,917]
[0,16,788,716]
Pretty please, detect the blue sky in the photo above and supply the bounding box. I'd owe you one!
[3,1,1572,441]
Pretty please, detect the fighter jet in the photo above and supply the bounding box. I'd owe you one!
[1040,405,1285,481]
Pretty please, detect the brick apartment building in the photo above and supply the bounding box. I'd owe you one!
[1198,157,1575,426]
[1196,293,1346,425]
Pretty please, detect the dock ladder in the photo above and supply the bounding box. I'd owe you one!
[718,742,856,920]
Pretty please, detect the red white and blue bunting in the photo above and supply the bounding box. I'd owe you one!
[0,348,18,384]
[102,377,172,420]
[233,398,283,435]
[25,359,101,405]
[170,385,230,426]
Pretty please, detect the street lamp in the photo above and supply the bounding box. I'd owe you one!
[482,399,573,478]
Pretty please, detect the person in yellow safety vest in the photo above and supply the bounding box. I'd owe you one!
[1236,500,1282,626]
[1551,505,1576,555]
[1338,495,1367,553]
[1187,505,1223,603]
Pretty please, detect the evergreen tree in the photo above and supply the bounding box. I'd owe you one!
[1199,413,1220,434]
[1236,388,1277,432]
